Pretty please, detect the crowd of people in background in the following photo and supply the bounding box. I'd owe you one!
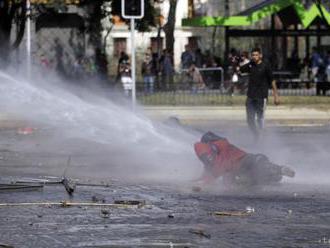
[116,44,222,95]
[225,47,330,96]
[39,42,330,96]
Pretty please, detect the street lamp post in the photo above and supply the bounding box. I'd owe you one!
[26,0,31,79]
[121,0,145,110]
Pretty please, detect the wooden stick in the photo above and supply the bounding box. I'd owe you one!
[0,202,149,208]
[213,211,252,217]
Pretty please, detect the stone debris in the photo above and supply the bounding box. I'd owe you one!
[189,229,211,239]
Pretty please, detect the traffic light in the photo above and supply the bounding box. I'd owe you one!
[121,0,144,19]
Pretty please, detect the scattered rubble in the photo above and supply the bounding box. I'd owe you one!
[168,214,175,219]
[114,200,146,208]
[189,229,211,239]
[91,195,106,203]
[212,210,253,217]
[0,201,149,209]
[100,209,110,218]
[0,183,43,192]
[0,243,15,248]
[62,177,76,195]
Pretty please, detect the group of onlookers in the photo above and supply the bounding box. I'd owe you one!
[310,47,330,83]
[116,44,222,95]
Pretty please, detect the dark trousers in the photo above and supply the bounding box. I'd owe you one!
[239,154,282,185]
[224,154,282,186]
[246,97,267,138]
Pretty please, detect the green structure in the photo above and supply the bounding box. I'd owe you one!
[182,0,330,28]
[182,0,330,64]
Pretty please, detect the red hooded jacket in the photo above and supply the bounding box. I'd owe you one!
[194,138,247,184]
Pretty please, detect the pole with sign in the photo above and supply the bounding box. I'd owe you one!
[26,0,31,79]
[121,0,144,109]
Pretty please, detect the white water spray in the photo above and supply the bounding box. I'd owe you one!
[0,70,202,182]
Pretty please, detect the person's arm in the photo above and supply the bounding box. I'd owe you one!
[272,80,280,105]
[267,64,280,105]
[238,62,251,74]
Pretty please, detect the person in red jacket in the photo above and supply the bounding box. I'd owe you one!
[194,132,295,188]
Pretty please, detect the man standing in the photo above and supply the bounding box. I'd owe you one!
[240,48,280,139]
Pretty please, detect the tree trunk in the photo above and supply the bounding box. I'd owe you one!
[0,1,12,68]
[163,0,177,53]
[0,0,26,68]
[211,26,217,53]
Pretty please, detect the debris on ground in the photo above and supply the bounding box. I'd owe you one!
[0,201,149,209]
[245,206,255,213]
[8,176,76,195]
[189,229,211,239]
[192,186,202,192]
[62,177,76,195]
[168,214,175,219]
[17,127,34,135]
[92,195,106,203]
[0,183,43,192]
[0,243,15,248]
[212,210,253,217]
[114,200,146,208]
[100,209,110,218]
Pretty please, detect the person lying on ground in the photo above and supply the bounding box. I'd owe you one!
[193,132,295,190]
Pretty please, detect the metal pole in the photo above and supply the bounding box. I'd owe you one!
[26,0,31,79]
[130,18,136,109]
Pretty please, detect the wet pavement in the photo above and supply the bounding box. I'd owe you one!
[1,122,330,247]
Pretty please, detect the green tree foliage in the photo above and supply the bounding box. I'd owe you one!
[110,0,157,31]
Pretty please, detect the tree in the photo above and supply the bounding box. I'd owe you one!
[0,0,26,68]
[110,0,157,32]
[163,0,178,53]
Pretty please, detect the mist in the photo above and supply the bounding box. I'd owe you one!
[0,68,203,183]
[222,122,330,186]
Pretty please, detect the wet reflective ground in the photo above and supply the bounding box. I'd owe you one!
[1,182,330,247]
[0,123,330,247]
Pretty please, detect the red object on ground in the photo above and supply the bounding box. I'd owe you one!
[17,127,34,135]
[194,138,247,184]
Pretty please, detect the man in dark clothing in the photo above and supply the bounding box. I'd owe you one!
[240,48,280,139]
[193,132,295,190]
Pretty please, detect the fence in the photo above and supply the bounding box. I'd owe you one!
[133,67,330,105]
[134,67,225,105]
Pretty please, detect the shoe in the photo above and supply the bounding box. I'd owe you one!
[281,166,295,178]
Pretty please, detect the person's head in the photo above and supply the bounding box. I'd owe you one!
[194,143,216,169]
[145,52,151,60]
[201,131,224,143]
[241,51,249,60]
[251,48,262,64]
[185,44,190,51]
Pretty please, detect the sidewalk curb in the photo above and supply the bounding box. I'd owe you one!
[143,106,330,123]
